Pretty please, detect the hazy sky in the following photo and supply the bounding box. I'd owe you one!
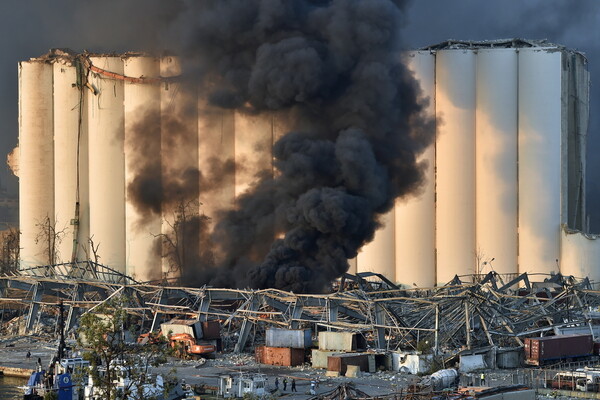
[1,0,599,228]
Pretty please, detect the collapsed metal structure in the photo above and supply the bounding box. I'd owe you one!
[0,263,598,355]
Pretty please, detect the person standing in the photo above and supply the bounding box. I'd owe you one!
[283,378,288,391]
[275,377,279,390]
[480,372,486,386]
[291,379,297,392]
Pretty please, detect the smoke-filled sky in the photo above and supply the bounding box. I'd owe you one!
[0,0,599,228]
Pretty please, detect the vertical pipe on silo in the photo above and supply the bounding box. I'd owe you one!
[357,210,396,281]
[160,56,198,280]
[19,61,54,268]
[54,59,89,264]
[518,48,562,274]
[87,57,126,273]
[394,51,436,288]
[124,56,162,281]
[475,49,518,276]
[435,49,476,284]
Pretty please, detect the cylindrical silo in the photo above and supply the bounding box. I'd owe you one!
[518,48,562,275]
[198,102,235,222]
[124,56,162,281]
[19,61,54,268]
[54,58,89,264]
[87,56,126,273]
[395,51,436,288]
[357,210,396,281]
[234,112,274,197]
[435,49,477,284]
[475,49,519,276]
[560,226,600,283]
[160,56,198,280]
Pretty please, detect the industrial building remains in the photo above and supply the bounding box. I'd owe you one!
[12,39,600,290]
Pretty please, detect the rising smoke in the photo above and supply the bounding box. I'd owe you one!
[142,0,435,292]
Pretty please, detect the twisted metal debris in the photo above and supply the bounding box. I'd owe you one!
[0,263,598,355]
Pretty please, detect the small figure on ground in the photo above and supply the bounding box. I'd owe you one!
[480,372,486,386]
[283,377,288,391]
[275,377,279,390]
[26,350,31,358]
[291,379,297,392]
[310,380,316,395]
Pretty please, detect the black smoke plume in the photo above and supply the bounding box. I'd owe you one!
[158,0,436,293]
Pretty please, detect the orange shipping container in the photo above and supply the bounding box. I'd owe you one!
[255,346,305,367]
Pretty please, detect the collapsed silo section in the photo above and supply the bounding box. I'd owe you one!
[435,49,477,284]
[475,49,518,276]
[87,57,126,273]
[560,226,600,284]
[357,210,396,281]
[124,56,162,281]
[517,48,562,274]
[19,61,55,268]
[394,51,436,288]
[53,57,89,264]
[160,56,198,280]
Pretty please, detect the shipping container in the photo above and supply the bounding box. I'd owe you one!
[266,329,312,348]
[255,346,305,367]
[524,334,593,365]
[327,353,375,376]
[318,331,366,352]
[201,321,221,340]
[311,349,343,369]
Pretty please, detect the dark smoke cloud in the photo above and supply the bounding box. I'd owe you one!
[3,0,600,290]
[159,0,435,292]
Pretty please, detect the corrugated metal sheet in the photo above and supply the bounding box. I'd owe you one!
[201,321,221,340]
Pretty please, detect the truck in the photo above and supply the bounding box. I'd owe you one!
[524,334,593,365]
[546,369,600,392]
[169,332,217,359]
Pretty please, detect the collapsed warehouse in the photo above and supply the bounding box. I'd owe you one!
[2,263,600,374]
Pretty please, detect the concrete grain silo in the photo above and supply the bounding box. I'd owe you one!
[15,40,597,288]
[124,56,162,281]
[53,57,89,264]
[87,56,126,273]
[18,60,54,268]
[434,48,477,284]
[394,51,436,288]
[474,48,518,276]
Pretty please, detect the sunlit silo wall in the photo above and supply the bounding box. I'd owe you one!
[19,61,54,268]
[475,49,518,276]
[394,51,436,288]
[434,49,477,284]
[87,56,126,274]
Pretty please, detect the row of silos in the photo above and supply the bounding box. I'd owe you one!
[354,43,591,287]
[18,52,278,281]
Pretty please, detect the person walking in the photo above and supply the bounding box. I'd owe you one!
[480,372,486,386]
[291,379,297,392]
[283,378,288,391]
[275,377,279,390]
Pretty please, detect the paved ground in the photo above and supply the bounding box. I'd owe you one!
[0,334,520,398]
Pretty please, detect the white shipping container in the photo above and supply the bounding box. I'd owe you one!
[265,328,312,348]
